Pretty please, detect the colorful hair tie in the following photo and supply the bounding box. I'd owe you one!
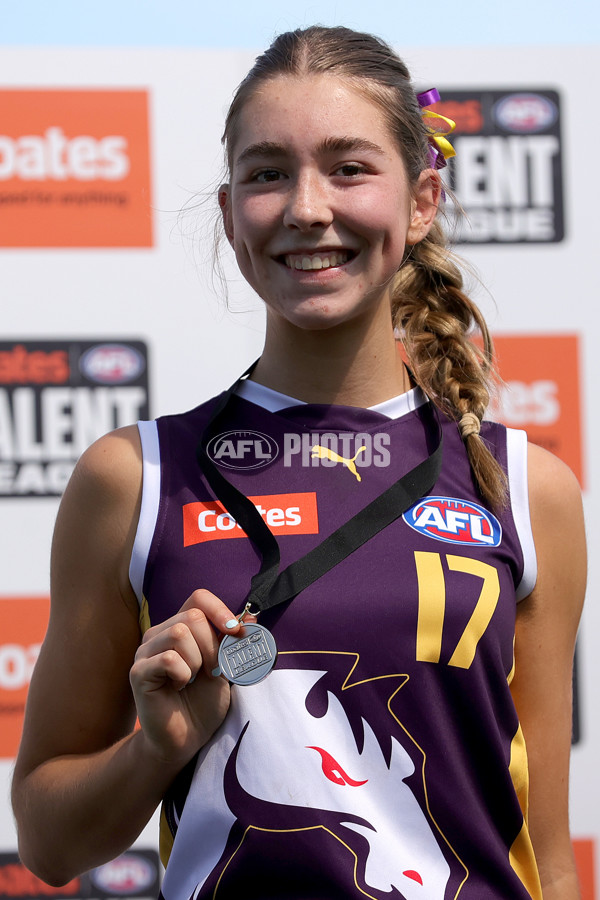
[416,88,456,170]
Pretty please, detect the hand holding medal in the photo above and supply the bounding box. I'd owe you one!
[212,603,278,686]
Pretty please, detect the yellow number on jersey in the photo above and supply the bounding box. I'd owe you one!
[414,551,500,669]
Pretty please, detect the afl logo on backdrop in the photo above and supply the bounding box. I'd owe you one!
[403,496,502,547]
[493,93,558,134]
[79,343,146,385]
[91,853,156,893]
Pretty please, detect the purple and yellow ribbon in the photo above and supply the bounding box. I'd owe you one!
[417,88,456,170]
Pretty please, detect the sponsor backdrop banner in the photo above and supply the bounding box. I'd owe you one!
[0,90,152,247]
[436,89,564,244]
[0,598,48,760]
[490,334,584,485]
[0,44,597,895]
[0,849,161,899]
[0,341,150,497]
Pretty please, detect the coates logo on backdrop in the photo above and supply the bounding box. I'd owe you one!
[0,597,49,759]
[572,838,597,900]
[183,492,319,546]
[489,334,584,487]
[0,340,150,497]
[0,90,152,246]
[403,497,502,547]
[428,88,563,243]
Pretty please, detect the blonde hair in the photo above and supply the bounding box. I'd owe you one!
[222,25,507,508]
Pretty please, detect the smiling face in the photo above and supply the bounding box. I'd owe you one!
[221,74,437,335]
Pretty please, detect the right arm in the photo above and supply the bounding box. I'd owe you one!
[11,426,242,886]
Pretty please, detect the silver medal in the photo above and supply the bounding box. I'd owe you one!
[213,604,277,685]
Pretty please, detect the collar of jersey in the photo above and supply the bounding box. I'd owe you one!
[234,377,427,420]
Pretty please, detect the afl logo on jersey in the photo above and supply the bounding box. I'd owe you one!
[207,430,279,470]
[403,496,502,547]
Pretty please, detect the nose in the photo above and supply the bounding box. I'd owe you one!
[283,170,333,231]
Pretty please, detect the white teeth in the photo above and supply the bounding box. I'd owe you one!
[286,251,349,271]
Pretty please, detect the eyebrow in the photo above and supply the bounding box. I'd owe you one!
[235,136,386,166]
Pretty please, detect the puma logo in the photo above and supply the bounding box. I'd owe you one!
[311,444,366,482]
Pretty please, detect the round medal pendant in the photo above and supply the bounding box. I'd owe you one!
[215,623,278,686]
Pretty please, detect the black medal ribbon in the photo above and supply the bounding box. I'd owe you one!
[197,363,442,684]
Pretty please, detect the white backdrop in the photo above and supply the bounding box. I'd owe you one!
[0,44,597,893]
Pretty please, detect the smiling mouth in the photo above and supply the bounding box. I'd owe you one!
[282,250,354,271]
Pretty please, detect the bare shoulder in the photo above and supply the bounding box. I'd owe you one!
[51,418,145,629]
[63,423,143,510]
[526,442,586,615]
[527,441,583,521]
[53,424,143,604]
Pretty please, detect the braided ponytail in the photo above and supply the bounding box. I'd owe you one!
[393,221,507,509]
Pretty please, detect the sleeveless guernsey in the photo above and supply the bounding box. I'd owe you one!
[130,382,541,900]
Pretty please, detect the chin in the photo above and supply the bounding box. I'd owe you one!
[278,303,359,333]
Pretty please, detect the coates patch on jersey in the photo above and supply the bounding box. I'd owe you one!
[182,492,319,546]
[403,496,502,547]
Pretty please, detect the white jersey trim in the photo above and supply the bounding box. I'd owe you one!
[236,377,427,420]
[235,379,305,411]
[506,428,537,601]
[129,419,161,607]
[370,387,427,418]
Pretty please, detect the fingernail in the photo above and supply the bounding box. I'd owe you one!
[225,619,239,629]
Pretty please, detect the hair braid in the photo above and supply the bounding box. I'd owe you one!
[393,221,507,509]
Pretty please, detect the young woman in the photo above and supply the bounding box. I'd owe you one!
[12,26,585,900]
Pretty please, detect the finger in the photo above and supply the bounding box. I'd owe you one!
[136,620,204,679]
[181,589,257,636]
[138,609,227,684]
[131,646,198,694]
[139,603,237,654]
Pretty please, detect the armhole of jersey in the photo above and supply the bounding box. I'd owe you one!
[506,428,537,601]
[129,420,161,609]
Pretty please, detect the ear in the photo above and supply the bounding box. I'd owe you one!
[218,184,234,246]
[406,170,441,245]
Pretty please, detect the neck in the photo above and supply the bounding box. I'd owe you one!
[251,312,409,407]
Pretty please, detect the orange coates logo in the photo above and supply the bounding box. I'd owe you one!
[183,492,319,546]
[0,345,69,385]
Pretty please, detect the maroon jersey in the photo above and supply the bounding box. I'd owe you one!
[130,381,540,900]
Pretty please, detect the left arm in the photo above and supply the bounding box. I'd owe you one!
[510,443,586,900]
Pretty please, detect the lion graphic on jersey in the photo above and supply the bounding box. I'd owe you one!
[159,652,467,900]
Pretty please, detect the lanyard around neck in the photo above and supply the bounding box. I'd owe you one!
[196,364,442,615]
